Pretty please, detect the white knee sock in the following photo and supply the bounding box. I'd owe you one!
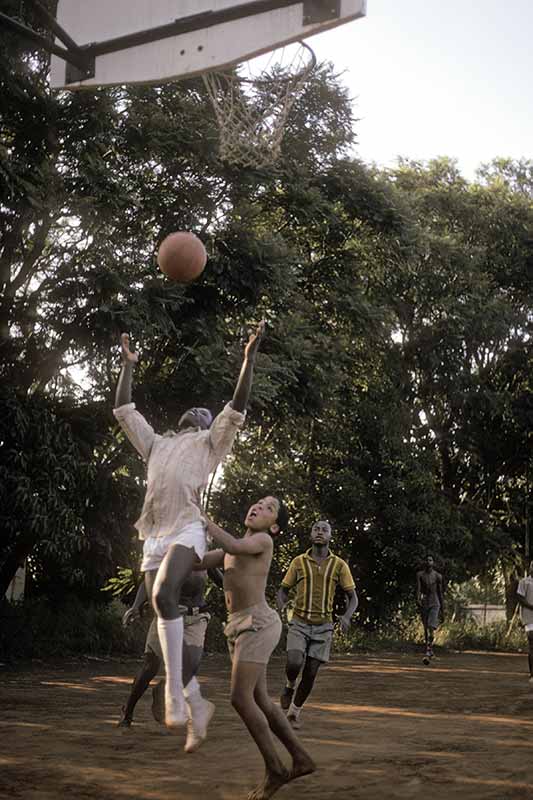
[184,676,202,702]
[157,617,184,705]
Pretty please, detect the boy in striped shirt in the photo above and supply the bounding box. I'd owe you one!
[277,520,358,728]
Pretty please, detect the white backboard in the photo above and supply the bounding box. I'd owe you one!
[50,0,367,89]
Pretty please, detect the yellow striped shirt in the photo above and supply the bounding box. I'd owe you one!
[281,549,355,625]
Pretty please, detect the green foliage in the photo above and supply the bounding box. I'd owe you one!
[447,576,506,613]
[1,11,531,632]
[0,596,147,660]
[0,389,93,595]
[101,567,138,601]
[435,619,525,653]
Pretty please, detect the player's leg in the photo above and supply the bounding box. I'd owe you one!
[427,606,439,657]
[254,666,316,783]
[287,622,331,728]
[150,641,201,725]
[287,657,322,729]
[152,543,199,727]
[230,659,289,800]
[183,616,215,752]
[280,619,307,709]
[528,631,533,682]
[118,647,160,727]
[420,607,430,660]
[117,569,160,726]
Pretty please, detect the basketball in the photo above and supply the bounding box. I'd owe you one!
[157,231,207,283]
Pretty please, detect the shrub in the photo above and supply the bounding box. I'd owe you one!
[0,596,148,660]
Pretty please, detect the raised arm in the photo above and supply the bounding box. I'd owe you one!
[115,333,138,408]
[231,321,265,413]
[205,517,271,556]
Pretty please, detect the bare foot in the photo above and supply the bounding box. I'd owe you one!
[289,753,316,782]
[247,767,290,800]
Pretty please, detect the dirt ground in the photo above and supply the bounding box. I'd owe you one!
[1,650,533,800]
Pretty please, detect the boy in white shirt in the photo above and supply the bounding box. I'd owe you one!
[113,322,264,731]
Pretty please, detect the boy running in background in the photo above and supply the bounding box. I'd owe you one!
[416,555,444,664]
[277,520,357,729]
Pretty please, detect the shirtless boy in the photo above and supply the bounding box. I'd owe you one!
[416,555,444,663]
[199,497,316,800]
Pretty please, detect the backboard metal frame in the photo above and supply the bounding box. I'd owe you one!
[0,0,367,89]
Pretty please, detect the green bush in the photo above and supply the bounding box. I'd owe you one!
[329,615,527,655]
[2,597,528,662]
[0,596,148,660]
[435,619,526,652]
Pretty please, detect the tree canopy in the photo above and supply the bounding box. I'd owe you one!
[1,4,531,622]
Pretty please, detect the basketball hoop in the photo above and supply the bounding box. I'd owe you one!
[202,42,317,169]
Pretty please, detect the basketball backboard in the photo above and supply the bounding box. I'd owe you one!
[49,0,367,90]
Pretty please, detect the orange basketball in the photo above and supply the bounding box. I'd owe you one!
[157,232,207,283]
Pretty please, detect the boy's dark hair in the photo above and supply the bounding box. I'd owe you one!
[273,497,289,532]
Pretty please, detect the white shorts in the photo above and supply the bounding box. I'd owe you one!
[141,522,206,572]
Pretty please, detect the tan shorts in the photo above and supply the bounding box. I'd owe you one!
[145,612,210,660]
[224,602,282,664]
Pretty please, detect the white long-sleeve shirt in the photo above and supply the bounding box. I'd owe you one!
[113,402,245,540]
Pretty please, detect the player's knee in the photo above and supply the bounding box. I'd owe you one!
[230,687,249,712]
[286,650,304,676]
[253,685,271,711]
[152,585,176,618]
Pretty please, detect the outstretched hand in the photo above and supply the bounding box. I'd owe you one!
[120,333,139,365]
[244,320,265,361]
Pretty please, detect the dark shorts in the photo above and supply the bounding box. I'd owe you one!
[286,617,334,663]
[421,605,440,630]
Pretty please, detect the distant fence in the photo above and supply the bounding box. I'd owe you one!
[462,604,506,625]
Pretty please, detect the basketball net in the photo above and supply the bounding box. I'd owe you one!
[202,42,316,169]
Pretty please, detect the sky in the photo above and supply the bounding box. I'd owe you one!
[309,0,533,179]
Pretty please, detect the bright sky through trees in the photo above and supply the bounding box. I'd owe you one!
[311,0,533,178]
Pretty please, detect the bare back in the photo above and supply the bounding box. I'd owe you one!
[223,535,273,613]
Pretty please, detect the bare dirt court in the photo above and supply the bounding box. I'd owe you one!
[1,650,533,800]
